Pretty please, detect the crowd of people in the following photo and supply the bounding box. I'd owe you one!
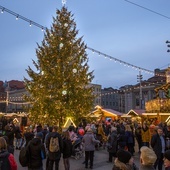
[1,117,170,169]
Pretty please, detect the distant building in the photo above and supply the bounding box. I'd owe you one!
[101,87,119,111]
[90,83,102,107]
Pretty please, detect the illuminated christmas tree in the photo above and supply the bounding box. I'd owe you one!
[24,7,94,126]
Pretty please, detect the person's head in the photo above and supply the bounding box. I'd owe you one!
[111,126,117,132]
[52,126,58,132]
[62,131,70,140]
[0,137,7,150]
[157,127,163,136]
[36,132,43,139]
[140,146,157,165]
[164,150,170,168]
[117,149,133,165]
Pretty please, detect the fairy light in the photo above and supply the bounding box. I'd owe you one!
[0,5,167,78]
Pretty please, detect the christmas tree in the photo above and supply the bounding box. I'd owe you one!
[24,6,95,127]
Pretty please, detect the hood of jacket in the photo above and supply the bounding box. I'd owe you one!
[30,137,41,146]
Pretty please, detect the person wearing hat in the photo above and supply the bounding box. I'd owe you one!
[27,132,46,170]
[140,146,157,170]
[82,128,100,169]
[112,149,138,170]
[164,149,170,170]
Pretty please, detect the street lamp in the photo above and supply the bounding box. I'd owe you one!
[166,40,170,52]
[137,71,143,109]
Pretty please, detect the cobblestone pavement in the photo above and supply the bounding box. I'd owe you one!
[14,148,165,170]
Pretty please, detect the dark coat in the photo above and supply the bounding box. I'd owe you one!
[0,150,11,170]
[107,131,118,153]
[46,132,63,160]
[28,137,46,169]
[151,133,165,158]
[62,138,72,159]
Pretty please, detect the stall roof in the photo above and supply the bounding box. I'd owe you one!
[127,109,145,116]
[88,105,122,117]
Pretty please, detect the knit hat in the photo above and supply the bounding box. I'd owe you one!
[36,132,43,139]
[117,150,132,164]
[164,150,170,161]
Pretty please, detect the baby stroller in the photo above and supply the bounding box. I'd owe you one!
[71,138,84,160]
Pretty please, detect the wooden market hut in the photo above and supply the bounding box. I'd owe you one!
[121,109,144,122]
[87,105,122,121]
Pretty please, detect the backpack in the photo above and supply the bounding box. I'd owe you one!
[19,146,29,167]
[49,136,60,152]
[0,152,17,170]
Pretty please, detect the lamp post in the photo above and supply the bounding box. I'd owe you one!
[166,40,170,52]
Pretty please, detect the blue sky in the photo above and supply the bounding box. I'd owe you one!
[0,0,170,88]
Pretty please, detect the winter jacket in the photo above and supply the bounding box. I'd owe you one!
[107,131,118,153]
[62,138,72,159]
[141,127,150,143]
[27,137,46,169]
[112,159,133,170]
[82,131,100,151]
[151,133,165,158]
[46,132,63,160]
[0,149,17,170]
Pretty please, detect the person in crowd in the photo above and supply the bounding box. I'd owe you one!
[68,126,78,143]
[149,124,157,138]
[163,149,170,170]
[27,132,46,170]
[141,122,150,147]
[42,125,48,144]
[45,126,53,170]
[23,126,35,147]
[3,136,14,154]
[46,126,63,170]
[15,125,22,150]
[125,124,135,155]
[106,126,118,163]
[3,123,16,154]
[117,128,128,151]
[164,122,170,150]
[97,123,107,149]
[135,123,142,153]
[151,126,165,170]
[0,137,17,170]
[62,131,72,170]
[112,149,138,170]
[140,146,157,170]
[82,128,100,169]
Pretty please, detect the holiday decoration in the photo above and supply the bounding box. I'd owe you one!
[24,6,94,126]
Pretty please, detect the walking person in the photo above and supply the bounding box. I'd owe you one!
[62,131,72,170]
[151,127,165,170]
[141,122,150,147]
[46,126,63,170]
[106,127,118,163]
[27,132,46,170]
[82,128,100,169]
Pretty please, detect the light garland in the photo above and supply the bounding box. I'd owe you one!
[0,5,165,77]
